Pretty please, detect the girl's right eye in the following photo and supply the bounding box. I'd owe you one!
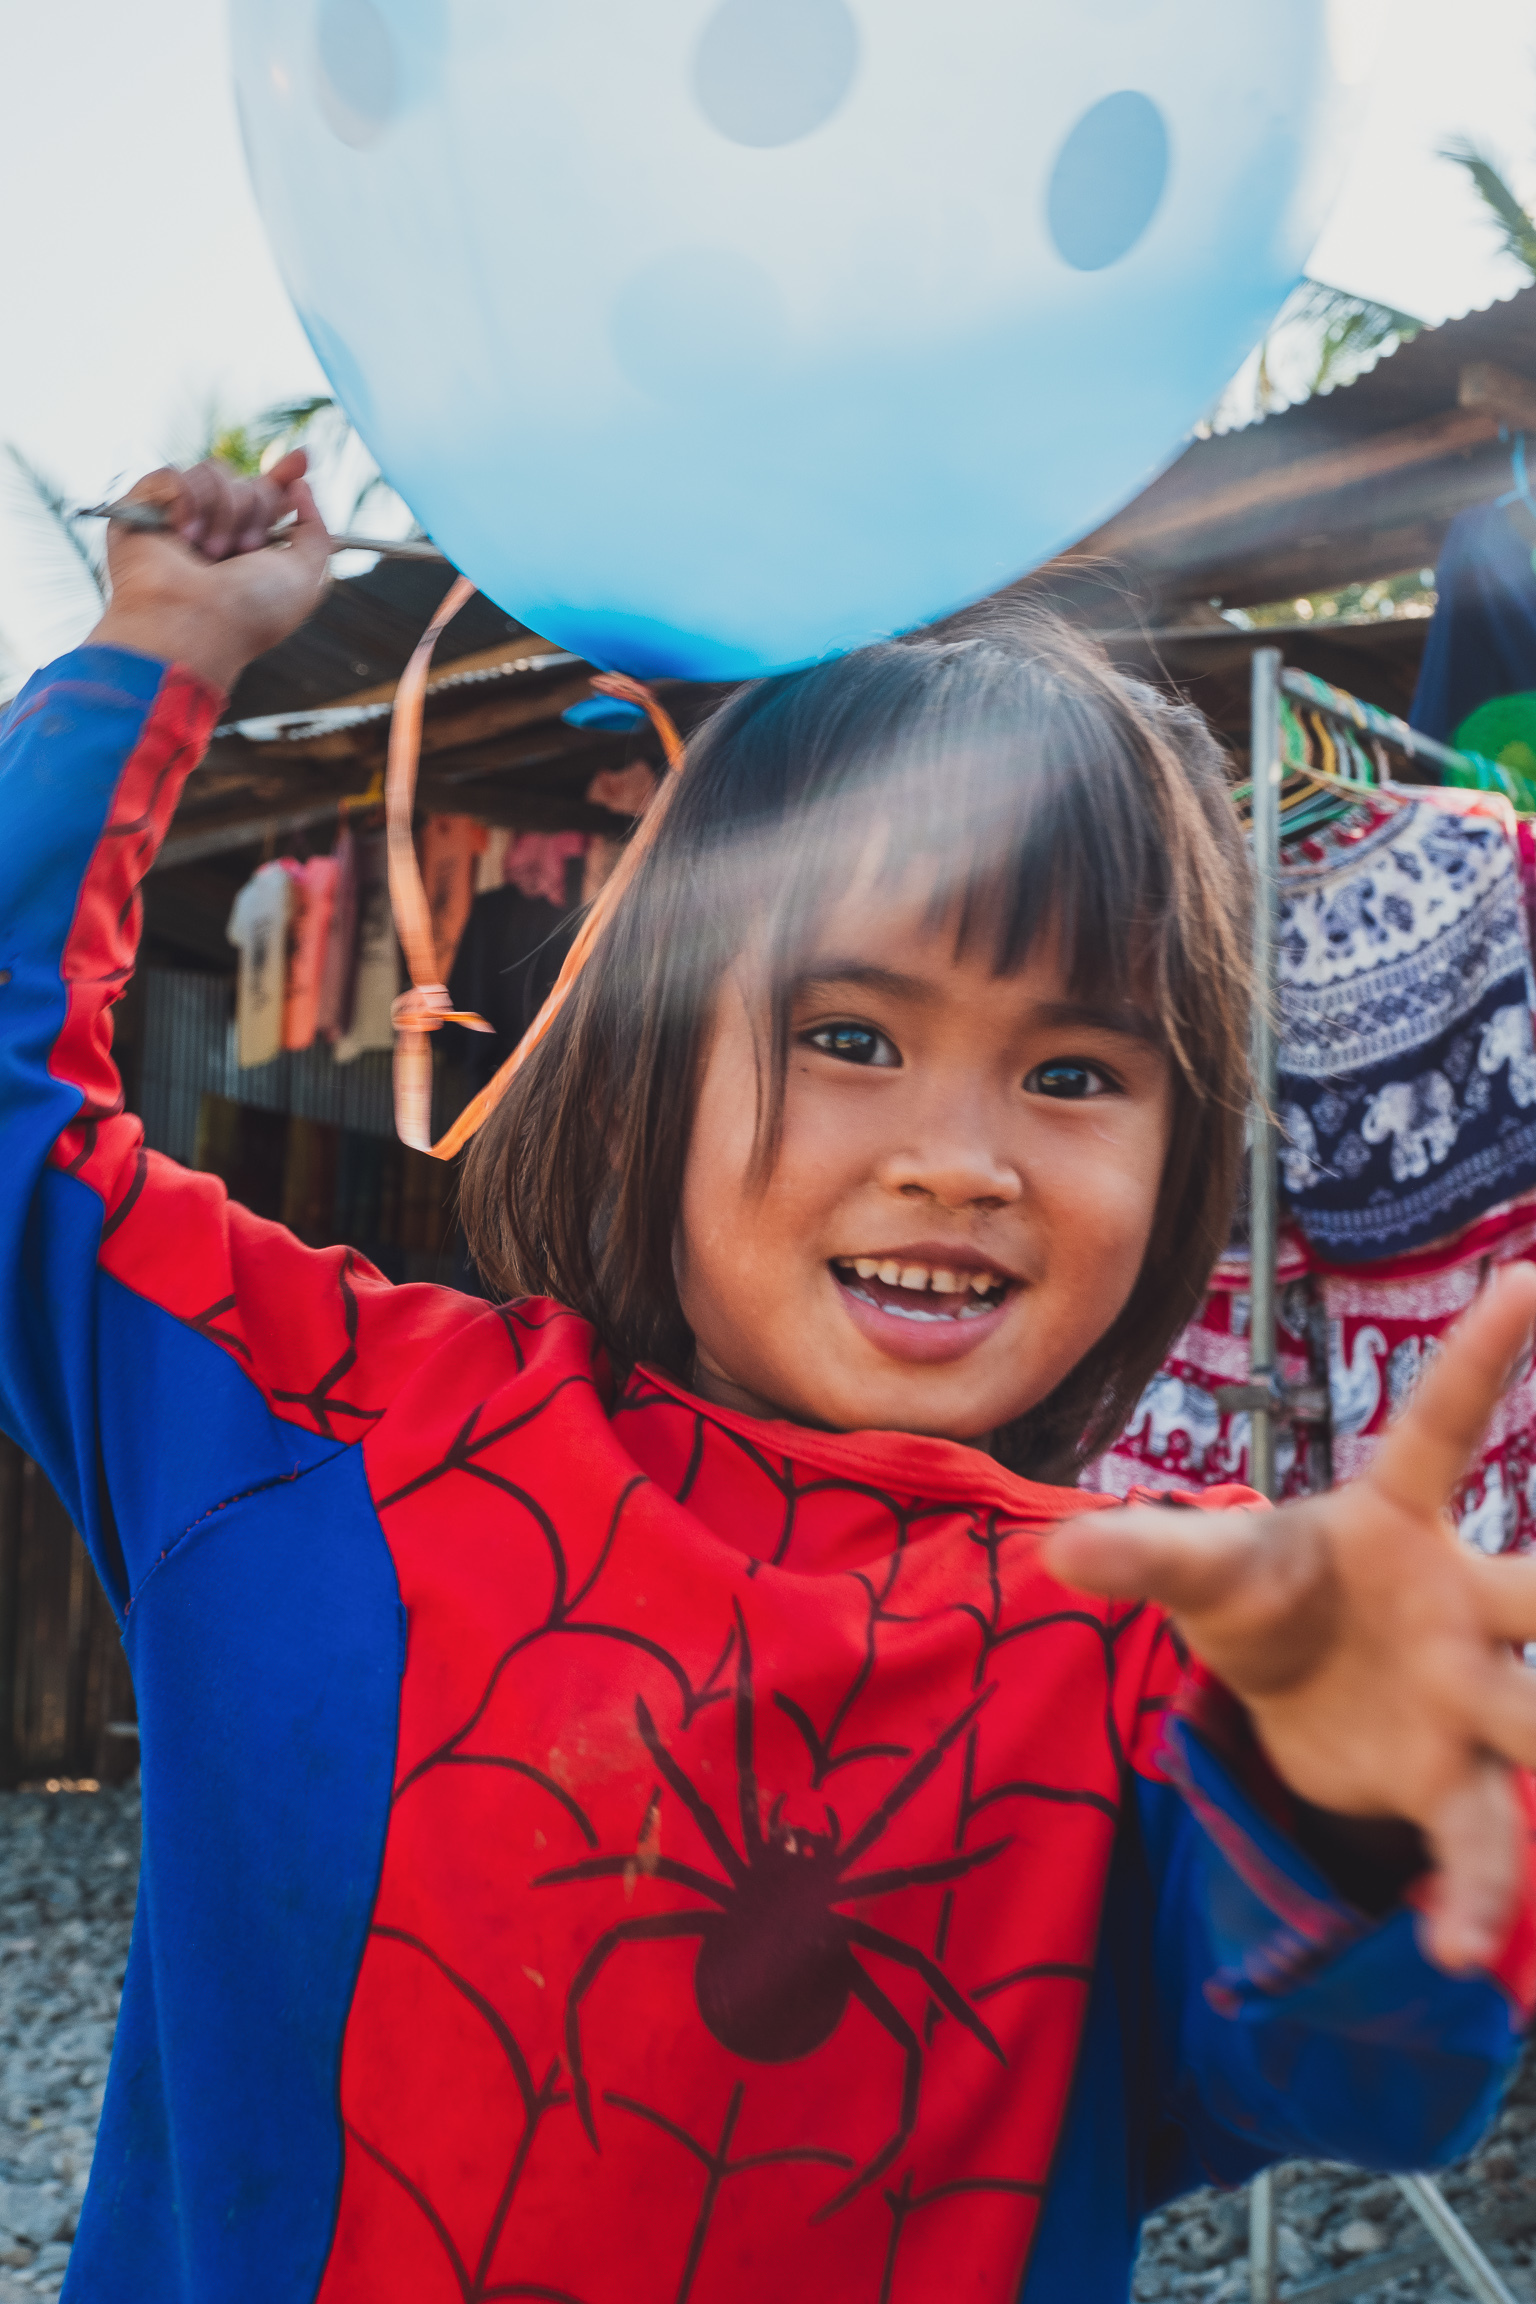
[805,1022,900,1068]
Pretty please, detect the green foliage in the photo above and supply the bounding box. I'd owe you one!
[1440,138,1536,280]
[195,394,339,477]
[1251,279,1421,416]
[1,445,105,600]
[1225,569,1437,631]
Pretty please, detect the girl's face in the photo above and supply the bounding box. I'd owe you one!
[676,882,1175,1446]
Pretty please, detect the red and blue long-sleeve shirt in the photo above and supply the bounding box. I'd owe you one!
[1,645,1533,2304]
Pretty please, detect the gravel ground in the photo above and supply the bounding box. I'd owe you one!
[0,1783,137,2300]
[0,1781,1531,2302]
[1134,2056,1536,2302]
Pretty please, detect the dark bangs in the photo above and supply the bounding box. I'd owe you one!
[459,607,1252,1482]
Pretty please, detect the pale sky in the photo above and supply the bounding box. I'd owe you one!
[0,0,1534,678]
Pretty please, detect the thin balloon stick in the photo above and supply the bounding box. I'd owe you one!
[75,496,447,559]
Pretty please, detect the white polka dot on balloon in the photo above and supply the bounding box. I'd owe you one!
[692,0,859,147]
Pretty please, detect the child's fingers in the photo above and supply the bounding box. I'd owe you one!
[1417,1755,1523,1975]
[1463,1650,1536,1772]
[183,460,237,560]
[1366,1266,1536,1522]
[278,477,332,584]
[1042,1506,1265,1611]
[1465,1552,1536,1643]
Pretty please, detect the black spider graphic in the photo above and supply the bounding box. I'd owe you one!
[535,1605,1009,2213]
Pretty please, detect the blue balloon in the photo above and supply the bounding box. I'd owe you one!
[231,1,1365,679]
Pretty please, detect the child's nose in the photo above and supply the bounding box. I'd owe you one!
[875,1139,1024,1211]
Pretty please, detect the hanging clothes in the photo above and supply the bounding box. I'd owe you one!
[317,825,361,1043]
[1275,795,1536,1263]
[225,859,292,1070]
[504,830,588,908]
[280,854,338,1053]
[1381,778,1522,849]
[1410,498,1536,747]
[583,762,659,903]
[1087,1226,1328,1503]
[475,827,510,895]
[417,812,490,982]
[1320,1190,1536,1555]
[442,885,569,1099]
[1521,821,1536,972]
[333,830,399,1064]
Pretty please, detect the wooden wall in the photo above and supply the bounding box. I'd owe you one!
[0,1436,137,1787]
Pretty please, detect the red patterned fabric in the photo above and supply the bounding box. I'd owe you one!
[1095,1195,1536,1554]
[1089,1227,1327,1503]
[1321,1193,1536,1553]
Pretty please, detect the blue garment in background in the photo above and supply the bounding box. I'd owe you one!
[1412,500,1536,744]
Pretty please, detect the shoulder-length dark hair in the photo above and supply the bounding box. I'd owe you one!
[460,605,1252,1482]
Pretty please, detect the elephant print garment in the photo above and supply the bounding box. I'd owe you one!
[3,651,1535,2304]
[1321,1190,1536,1553]
[1275,796,1536,1262]
[1089,1225,1329,1505]
[1095,1197,1536,1556]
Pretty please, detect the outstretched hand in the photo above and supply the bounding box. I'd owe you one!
[1044,1265,1536,1978]
[88,451,333,695]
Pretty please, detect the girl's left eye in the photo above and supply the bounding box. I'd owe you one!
[1025,1059,1113,1100]
[806,1022,900,1067]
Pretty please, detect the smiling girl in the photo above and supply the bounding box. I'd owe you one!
[5,459,1536,2304]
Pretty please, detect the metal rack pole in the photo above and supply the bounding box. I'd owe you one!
[1247,647,1283,1504]
[1243,651,1514,2304]
[1245,647,1284,2302]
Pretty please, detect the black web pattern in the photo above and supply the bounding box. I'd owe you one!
[269,1253,388,1437]
[344,1922,581,2304]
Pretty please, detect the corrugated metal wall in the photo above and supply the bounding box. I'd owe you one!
[139,969,395,1162]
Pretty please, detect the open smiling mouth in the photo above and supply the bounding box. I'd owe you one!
[831,1257,1011,1324]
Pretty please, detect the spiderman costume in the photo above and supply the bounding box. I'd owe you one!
[1,648,1533,2304]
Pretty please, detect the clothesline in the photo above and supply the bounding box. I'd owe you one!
[1280,666,1527,811]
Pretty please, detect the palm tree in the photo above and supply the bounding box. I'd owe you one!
[2,445,105,598]
[1446,137,1536,283]
[1440,138,1536,281]
[0,447,107,697]
[1247,279,1422,418]
[187,394,416,532]
[192,393,339,480]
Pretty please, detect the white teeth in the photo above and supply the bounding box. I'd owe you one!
[837,1257,1007,1303]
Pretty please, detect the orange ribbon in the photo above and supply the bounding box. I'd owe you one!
[384,580,685,1159]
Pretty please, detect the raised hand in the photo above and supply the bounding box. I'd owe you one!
[88,450,333,694]
[1044,1265,1536,1977]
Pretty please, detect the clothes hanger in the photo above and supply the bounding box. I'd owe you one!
[337,770,385,820]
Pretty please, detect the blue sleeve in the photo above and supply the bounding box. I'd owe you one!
[0,649,195,1571]
[0,645,342,1622]
[1142,1714,1529,2183]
